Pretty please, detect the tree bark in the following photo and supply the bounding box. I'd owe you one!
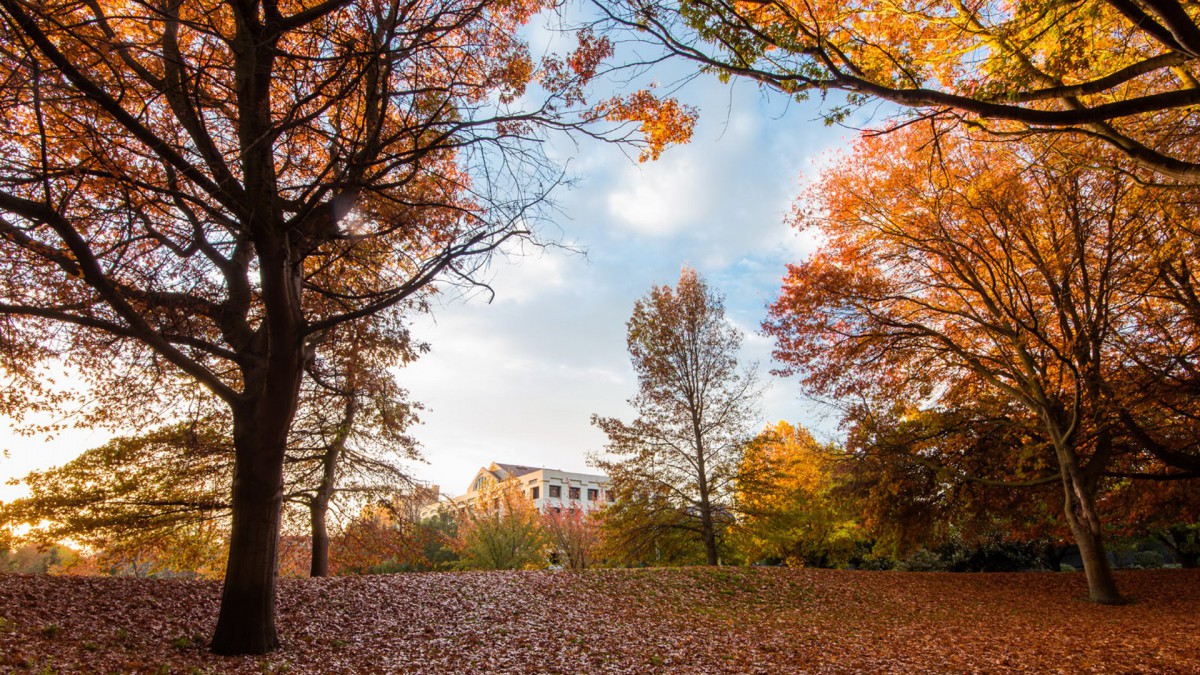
[1059,468,1122,604]
[211,242,304,654]
[309,500,330,578]
[210,411,288,654]
[309,395,355,577]
[700,511,719,565]
[1041,543,1069,572]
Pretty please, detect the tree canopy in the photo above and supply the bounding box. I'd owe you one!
[593,267,760,565]
[599,0,1200,180]
[0,0,692,654]
[764,124,1200,602]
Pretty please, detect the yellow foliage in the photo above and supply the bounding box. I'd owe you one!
[733,421,860,566]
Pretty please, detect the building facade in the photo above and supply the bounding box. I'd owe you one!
[422,462,612,518]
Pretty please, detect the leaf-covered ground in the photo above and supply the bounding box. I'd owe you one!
[1,568,1196,673]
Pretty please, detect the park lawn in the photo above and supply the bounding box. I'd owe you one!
[0,567,1196,673]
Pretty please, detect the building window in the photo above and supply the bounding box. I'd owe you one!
[473,475,488,492]
[607,490,616,502]
[569,486,581,500]
[549,485,562,499]
[587,488,598,501]
[530,486,540,499]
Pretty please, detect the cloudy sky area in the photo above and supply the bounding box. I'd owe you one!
[0,21,880,502]
[399,42,875,495]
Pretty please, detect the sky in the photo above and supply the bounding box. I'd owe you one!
[0,25,877,504]
[396,66,869,496]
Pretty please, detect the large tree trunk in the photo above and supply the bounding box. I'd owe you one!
[211,242,305,654]
[1059,464,1122,604]
[1042,407,1122,604]
[210,408,290,654]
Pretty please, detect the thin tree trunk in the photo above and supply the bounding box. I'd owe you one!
[309,500,330,577]
[1041,543,1068,572]
[309,395,355,577]
[1154,530,1200,568]
[698,501,719,565]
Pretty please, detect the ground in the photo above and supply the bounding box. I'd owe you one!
[0,568,1196,673]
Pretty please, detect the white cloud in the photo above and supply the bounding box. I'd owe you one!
[605,158,705,236]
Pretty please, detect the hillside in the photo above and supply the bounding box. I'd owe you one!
[2,568,1197,673]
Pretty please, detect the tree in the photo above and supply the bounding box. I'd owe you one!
[596,479,709,565]
[0,0,691,654]
[764,126,1186,603]
[593,267,760,565]
[327,499,421,575]
[0,421,232,564]
[453,480,547,570]
[836,390,1079,568]
[600,0,1200,180]
[1,326,423,579]
[733,421,861,568]
[542,506,603,570]
[284,319,422,578]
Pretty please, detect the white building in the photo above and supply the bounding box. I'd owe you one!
[422,462,612,518]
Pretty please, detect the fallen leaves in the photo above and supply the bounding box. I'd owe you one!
[0,568,1196,673]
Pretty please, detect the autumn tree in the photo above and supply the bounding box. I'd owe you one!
[0,0,692,654]
[2,322,422,580]
[453,481,547,570]
[836,388,1077,567]
[764,125,1195,603]
[326,499,419,574]
[285,319,422,577]
[599,0,1200,180]
[542,506,603,570]
[0,421,232,571]
[593,267,760,565]
[595,479,709,565]
[733,421,860,568]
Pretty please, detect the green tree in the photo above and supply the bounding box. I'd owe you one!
[0,421,232,562]
[593,267,761,565]
[453,482,547,570]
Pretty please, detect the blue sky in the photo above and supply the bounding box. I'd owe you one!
[0,29,875,503]
[398,63,870,495]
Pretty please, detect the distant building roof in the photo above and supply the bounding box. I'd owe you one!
[490,462,540,480]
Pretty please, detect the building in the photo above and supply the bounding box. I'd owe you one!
[421,461,612,518]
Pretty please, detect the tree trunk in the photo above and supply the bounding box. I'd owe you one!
[309,500,330,578]
[1041,543,1068,572]
[309,396,354,577]
[211,242,305,655]
[699,506,719,566]
[1059,470,1122,604]
[1155,530,1200,568]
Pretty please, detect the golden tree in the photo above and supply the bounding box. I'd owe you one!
[601,0,1200,179]
[734,421,859,567]
[765,126,1178,602]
